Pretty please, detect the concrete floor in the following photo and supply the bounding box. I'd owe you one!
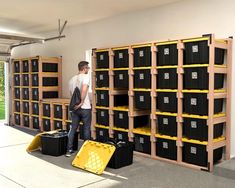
[1,123,235,188]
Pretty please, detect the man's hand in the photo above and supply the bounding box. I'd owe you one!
[74,102,83,110]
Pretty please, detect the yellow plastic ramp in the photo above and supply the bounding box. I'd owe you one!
[72,140,116,175]
[26,130,60,152]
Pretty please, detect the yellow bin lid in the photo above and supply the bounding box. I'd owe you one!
[72,140,116,175]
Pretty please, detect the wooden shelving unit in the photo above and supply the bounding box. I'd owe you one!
[11,56,62,131]
[92,34,232,171]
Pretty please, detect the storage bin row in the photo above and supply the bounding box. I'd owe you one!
[134,91,224,115]
[96,41,225,68]
[13,59,59,73]
[13,88,59,100]
[96,92,128,107]
[13,74,58,87]
[13,101,39,115]
[95,127,223,167]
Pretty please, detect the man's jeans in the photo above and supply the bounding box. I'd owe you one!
[67,109,91,151]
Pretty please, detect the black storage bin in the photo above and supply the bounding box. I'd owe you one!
[157,69,178,89]
[157,44,178,66]
[114,49,129,68]
[134,46,151,67]
[31,59,39,72]
[96,71,109,88]
[114,94,128,107]
[23,115,29,127]
[43,91,58,98]
[22,60,29,72]
[114,70,129,89]
[96,90,109,107]
[14,61,20,73]
[114,112,149,129]
[184,40,225,65]
[134,91,151,110]
[14,101,20,112]
[96,51,109,69]
[66,122,71,131]
[42,63,58,72]
[54,120,63,129]
[156,138,177,160]
[22,74,29,86]
[183,142,223,167]
[14,114,21,125]
[32,102,39,115]
[14,88,20,99]
[183,118,223,141]
[96,127,109,143]
[32,88,39,101]
[184,67,224,90]
[134,69,151,88]
[43,77,58,86]
[32,74,39,86]
[54,104,62,119]
[23,102,29,114]
[113,131,129,142]
[66,106,71,121]
[43,118,51,131]
[32,117,39,129]
[157,115,177,136]
[14,75,20,86]
[43,103,50,117]
[134,134,151,154]
[22,88,29,100]
[96,109,109,126]
[107,140,133,169]
[41,131,68,156]
[183,93,223,115]
[157,92,177,113]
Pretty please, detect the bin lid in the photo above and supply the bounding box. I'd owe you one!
[72,140,116,175]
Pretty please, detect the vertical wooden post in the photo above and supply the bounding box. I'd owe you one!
[151,43,157,157]
[177,40,184,163]
[109,49,114,138]
[207,35,215,171]
[58,57,62,98]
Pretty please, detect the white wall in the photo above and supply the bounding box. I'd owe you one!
[12,0,235,156]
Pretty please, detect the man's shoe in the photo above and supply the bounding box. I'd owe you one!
[65,150,74,157]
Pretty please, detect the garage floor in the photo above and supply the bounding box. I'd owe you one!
[0,123,235,188]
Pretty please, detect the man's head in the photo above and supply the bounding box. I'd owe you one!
[78,61,90,74]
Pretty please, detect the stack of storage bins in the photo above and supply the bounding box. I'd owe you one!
[182,38,225,167]
[95,49,110,142]
[155,41,178,161]
[12,56,62,131]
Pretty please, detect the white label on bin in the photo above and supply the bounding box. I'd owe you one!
[35,119,38,123]
[140,137,144,144]
[119,74,123,80]
[101,111,105,117]
[119,113,124,119]
[192,45,198,53]
[191,98,197,106]
[100,74,104,80]
[24,62,27,66]
[191,121,197,128]
[56,122,60,128]
[46,105,49,110]
[34,91,37,95]
[140,96,144,102]
[25,76,28,81]
[100,130,104,136]
[164,97,169,104]
[16,76,18,81]
[57,106,60,111]
[16,64,18,68]
[16,90,19,94]
[17,102,19,106]
[163,118,169,125]
[118,133,123,140]
[164,48,170,55]
[24,90,27,95]
[45,121,48,125]
[34,76,37,81]
[163,142,168,149]
[190,146,197,154]
[101,94,104,100]
[164,73,170,80]
[119,52,123,59]
[16,116,18,119]
[192,72,198,79]
[100,54,104,60]
[139,50,144,57]
[34,104,37,109]
[139,73,144,80]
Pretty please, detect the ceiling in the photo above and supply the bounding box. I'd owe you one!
[0,0,182,36]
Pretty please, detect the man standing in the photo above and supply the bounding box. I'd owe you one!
[66,61,91,157]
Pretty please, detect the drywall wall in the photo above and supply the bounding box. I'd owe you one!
[12,0,235,156]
